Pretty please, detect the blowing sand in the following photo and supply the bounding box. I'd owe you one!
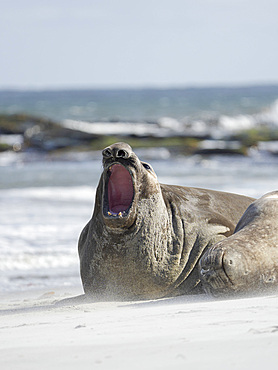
[1,286,278,370]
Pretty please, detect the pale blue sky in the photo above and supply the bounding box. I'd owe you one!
[1,0,278,89]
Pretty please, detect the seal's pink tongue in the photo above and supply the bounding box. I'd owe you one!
[108,164,134,213]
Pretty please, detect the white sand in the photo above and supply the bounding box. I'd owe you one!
[1,287,278,370]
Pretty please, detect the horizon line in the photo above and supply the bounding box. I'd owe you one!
[1,81,278,92]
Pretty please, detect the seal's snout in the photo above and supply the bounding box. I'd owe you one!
[102,142,132,160]
[221,249,250,282]
[199,245,251,296]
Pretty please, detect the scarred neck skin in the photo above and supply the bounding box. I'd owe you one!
[91,184,173,299]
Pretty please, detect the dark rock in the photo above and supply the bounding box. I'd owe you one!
[0,113,97,152]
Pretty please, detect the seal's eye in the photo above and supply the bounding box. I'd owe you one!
[142,162,151,170]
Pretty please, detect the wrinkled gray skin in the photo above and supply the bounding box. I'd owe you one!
[78,142,254,300]
[200,191,278,296]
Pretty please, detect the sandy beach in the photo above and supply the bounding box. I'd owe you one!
[1,285,278,370]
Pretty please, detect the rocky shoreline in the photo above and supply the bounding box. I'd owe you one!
[1,113,278,157]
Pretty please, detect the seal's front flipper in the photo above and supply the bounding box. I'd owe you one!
[199,191,278,297]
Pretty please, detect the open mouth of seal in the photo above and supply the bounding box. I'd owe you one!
[105,164,134,217]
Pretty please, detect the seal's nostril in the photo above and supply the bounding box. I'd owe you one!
[116,149,129,158]
[102,148,112,158]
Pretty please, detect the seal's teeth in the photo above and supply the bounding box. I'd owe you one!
[107,210,126,217]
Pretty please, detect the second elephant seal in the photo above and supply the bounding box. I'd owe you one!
[199,191,278,296]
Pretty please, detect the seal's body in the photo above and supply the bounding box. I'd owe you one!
[78,143,254,300]
[200,191,278,296]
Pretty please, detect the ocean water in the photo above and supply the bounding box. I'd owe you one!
[1,86,278,293]
[1,86,278,126]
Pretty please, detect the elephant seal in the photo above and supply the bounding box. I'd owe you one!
[78,142,254,300]
[199,191,278,296]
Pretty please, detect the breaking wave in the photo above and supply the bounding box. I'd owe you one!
[62,99,278,139]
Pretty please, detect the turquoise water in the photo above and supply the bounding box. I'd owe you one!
[1,86,278,122]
